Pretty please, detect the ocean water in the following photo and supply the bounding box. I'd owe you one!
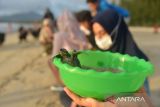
[0,23,33,33]
[0,0,88,17]
[0,0,89,32]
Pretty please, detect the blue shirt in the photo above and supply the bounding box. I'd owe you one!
[98,0,130,17]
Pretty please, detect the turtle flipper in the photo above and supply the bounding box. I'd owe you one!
[71,50,81,67]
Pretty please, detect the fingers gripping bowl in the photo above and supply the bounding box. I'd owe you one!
[53,50,154,100]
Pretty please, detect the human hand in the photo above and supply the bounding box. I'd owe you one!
[64,87,116,107]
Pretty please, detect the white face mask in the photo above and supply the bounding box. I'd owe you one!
[95,15,122,50]
[95,34,113,50]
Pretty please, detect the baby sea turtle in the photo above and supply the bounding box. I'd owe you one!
[56,48,81,67]
[55,49,122,73]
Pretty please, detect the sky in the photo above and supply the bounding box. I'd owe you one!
[0,0,88,32]
[0,0,88,16]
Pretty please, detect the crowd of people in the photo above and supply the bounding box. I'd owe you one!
[41,0,154,107]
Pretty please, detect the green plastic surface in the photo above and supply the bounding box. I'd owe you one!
[53,50,154,100]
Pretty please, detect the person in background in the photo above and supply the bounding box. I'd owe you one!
[29,27,41,39]
[29,23,41,39]
[18,26,28,43]
[48,10,90,107]
[52,10,89,56]
[75,10,97,49]
[0,32,5,46]
[50,10,89,85]
[43,8,57,31]
[86,0,130,23]
[86,0,99,16]
[63,9,152,107]
[39,18,54,55]
[43,8,55,21]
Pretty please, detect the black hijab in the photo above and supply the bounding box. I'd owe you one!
[92,9,149,61]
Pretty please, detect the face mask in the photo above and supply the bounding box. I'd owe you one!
[95,34,113,50]
[95,15,122,50]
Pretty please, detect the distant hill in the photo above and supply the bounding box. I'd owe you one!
[0,12,43,22]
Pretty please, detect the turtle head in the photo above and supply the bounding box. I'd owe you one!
[59,48,70,57]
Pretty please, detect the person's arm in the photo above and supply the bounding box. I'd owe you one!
[64,87,116,107]
[64,87,154,107]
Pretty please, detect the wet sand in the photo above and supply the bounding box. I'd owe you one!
[0,29,160,107]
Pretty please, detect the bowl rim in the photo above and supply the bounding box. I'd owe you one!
[53,50,154,77]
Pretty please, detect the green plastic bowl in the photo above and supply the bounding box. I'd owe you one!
[53,50,154,100]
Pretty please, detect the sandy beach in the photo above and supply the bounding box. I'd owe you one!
[0,33,62,107]
[0,29,160,107]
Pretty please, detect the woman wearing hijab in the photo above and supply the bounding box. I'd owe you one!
[51,10,89,84]
[48,10,91,107]
[92,9,150,97]
[92,10,148,60]
[50,10,90,85]
[52,10,89,56]
[64,9,153,107]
